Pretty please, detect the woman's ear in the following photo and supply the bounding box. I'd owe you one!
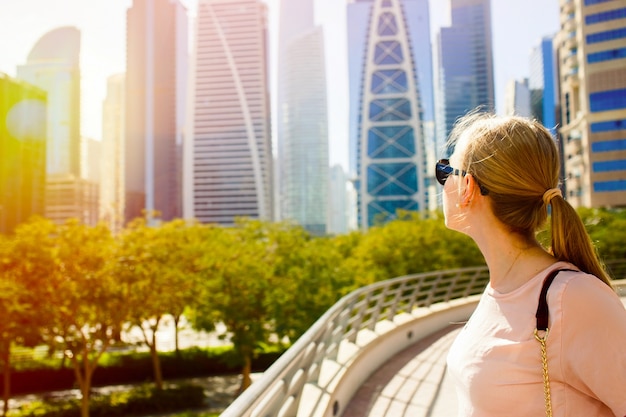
[461,174,481,206]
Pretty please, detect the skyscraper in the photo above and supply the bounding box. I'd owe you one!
[184,0,273,225]
[558,0,626,208]
[277,0,329,234]
[17,26,81,177]
[328,164,348,234]
[434,0,494,152]
[504,78,531,117]
[101,74,126,233]
[17,26,98,226]
[347,0,432,229]
[529,35,558,130]
[126,0,188,224]
[0,73,47,233]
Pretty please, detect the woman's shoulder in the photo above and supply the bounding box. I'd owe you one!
[552,264,625,314]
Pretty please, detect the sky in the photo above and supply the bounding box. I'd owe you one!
[0,0,560,170]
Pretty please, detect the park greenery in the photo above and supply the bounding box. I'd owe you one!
[1,208,625,417]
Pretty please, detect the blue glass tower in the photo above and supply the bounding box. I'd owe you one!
[529,36,557,134]
[435,0,494,154]
[347,0,433,229]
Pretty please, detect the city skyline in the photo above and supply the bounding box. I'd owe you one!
[0,0,560,171]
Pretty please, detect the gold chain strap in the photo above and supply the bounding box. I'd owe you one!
[534,329,552,417]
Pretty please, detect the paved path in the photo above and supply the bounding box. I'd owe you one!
[343,324,462,417]
[343,297,626,417]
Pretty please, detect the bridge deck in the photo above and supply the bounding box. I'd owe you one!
[343,324,461,417]
[343,297,626,417]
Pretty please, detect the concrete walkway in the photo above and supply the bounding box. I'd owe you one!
[343,324,461,417]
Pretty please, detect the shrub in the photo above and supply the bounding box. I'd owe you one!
[3,345,285,395]
[9,384,205,417]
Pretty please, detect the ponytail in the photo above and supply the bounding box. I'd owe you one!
[549,196,613,287]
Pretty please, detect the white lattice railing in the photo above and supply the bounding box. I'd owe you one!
[221,262,626,417]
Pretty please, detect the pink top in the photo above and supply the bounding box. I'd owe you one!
[447,262,626,416]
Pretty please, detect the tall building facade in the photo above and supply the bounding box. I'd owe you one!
[45,174,99,226]
[529,35,558,130]
[328,164,348,234]
[17,26,81,177]
[184,0,273,225]
[126,0,188,224]
[504,78,532,117]
[558,0,626,208]
[347,0,432,229]
[0,73,47,233]
[16,26,97,226]
[101,74,126,233]
[277,0,329,234]
[434,0,494,152]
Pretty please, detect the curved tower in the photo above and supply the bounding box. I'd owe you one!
[185,0,273,225]
[17,26,81,176]
[352,0,428,229]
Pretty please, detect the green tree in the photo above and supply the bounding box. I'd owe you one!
[0,218,58,417]
[578,208,626,261]
[115,218,186,389]
[268,224,353,341]
[161,220,207,355]
[43,220,125,417]
[189,219,275,394]
[345,213,484,287]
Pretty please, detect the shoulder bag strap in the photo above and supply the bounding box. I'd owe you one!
[534,268,577,417]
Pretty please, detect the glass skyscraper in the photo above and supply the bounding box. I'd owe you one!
[101,73,126,233]
[126,0,188,224]
[277,0,329,234]
[0,73,47,234]
[184,0,273,225]
[17,26,81,177]
[347,0,433,229]
[17,26,99,226]
[434,0,494,153]
[529,36,557,132]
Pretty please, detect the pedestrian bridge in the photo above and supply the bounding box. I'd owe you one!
[221,263,626,417]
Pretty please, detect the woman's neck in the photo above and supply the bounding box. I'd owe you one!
[475,230,556,293]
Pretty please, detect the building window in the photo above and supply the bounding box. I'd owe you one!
[371,70,408,94]
[589,88,626,112]
[592,139,626,152]
[586,27,626,44]
[585,7,626,24]
[594,179,626,192]
[378,12,398,36]
[374,41,404,65]
[592,159,626,172]
[588,47,626,63]
[367,126,415,158]
[367,163,417,196]
[369,98,411,121]
[591,119,626,132]
[584,0,617,5]
[367,199,418,226]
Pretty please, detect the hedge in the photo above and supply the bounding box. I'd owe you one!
[2,346,284,396]
[8,384,206,417]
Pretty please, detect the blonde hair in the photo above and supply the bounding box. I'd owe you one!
[448,111,612,286]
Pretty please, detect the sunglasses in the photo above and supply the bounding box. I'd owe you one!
[435,159,465,186]
[435,158,489,195]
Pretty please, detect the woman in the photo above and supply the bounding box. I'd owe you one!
[438,112,626,416]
